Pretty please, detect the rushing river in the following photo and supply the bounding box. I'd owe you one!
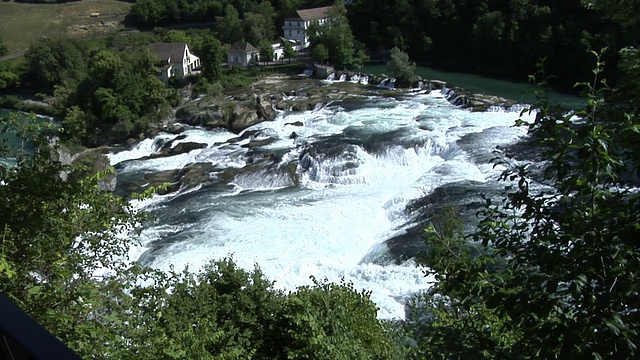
[108,83,538,319]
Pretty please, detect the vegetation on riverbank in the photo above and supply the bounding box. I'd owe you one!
[415,49,640,358]
[347,0,639,91]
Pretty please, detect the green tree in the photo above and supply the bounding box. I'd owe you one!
[283,40,297,63]
[259,41,274,64]
[51,47,171,146]
[89,49,123,84]
[0,62,19,89]
[387,47,415,87]
[24,38,88,93]
[130,0,166,28]
[583,0,640,43]
[244,12,275,47]
[308,1,360,66]
[408,206,521,358]
[250,0,277,20]
[160,29,190,44]
[60,105,89,143]
[280,278,409,359]
[0,112,150,359]
[200,36,224,80]
[216,5,244,44]
[244,0,277,45]
[313,43,329,64]
[128,258,285,359]
[419,51,640,358]
[471,11,508,68]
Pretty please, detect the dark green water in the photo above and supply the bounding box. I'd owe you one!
[0,108,22,147]
[361,65,585,110]
[0,108,43,161]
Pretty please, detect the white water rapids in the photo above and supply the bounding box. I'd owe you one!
[108,88,534,319]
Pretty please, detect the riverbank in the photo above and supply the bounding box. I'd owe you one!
[361,64,585,109]
[2,70,530,193]
[106,74,539,320]
[166,71,526,140]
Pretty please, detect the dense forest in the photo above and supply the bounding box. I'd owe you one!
[125,0,639,89]
[346,0,639,89]
[130,0,332,29]
[1,0,640,358]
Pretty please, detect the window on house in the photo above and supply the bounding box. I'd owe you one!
[297,31,300,36]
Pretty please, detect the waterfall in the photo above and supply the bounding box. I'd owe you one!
[359,75,369,85]
[388,78,396,89]
[326,72,335,81]
[440,86,468,106]
[112,89,537,320]
[377,78,395,90]
[338,73,347,82]
[350,74,360,83]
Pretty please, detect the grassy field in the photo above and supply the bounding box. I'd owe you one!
[0,0,132,54]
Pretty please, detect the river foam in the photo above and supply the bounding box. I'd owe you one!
[110,89,533,319]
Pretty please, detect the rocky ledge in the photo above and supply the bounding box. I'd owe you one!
[173,75,398,134]
[111,73,524,198]
[171,74,522,137]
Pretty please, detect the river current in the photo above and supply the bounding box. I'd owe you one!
[108,85,536,319]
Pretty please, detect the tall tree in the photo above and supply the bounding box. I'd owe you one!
[313,43,329,64]
[250,0,278,24]
[24,38,88,93]
[259,40,275,64]
[308,1,361,66]
[583,0,640,44]
[216,4,244,44]
[0,62,19,90]
[244,12,276,46]
[0,112,148,359]
[283,40,297,63]
[387,47,415,87]
[200,36,224,80]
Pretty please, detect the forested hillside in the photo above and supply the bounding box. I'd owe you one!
[130,0,333,30]
[347,0,639,88]
[125,0,639,88]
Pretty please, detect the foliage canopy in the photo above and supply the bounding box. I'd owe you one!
[412,49,640,359]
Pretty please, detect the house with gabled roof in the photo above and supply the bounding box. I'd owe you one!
[282,6,333,49]
[149,42,200,84]
[227,41,260,67]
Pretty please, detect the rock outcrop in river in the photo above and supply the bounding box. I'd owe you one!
[112,73,525,198]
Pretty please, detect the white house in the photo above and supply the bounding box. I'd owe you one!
[268,38,299,61]
[149,42,200,84]
[227,41,260,67]
[271,42,284,61]
[282,6,332,49]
